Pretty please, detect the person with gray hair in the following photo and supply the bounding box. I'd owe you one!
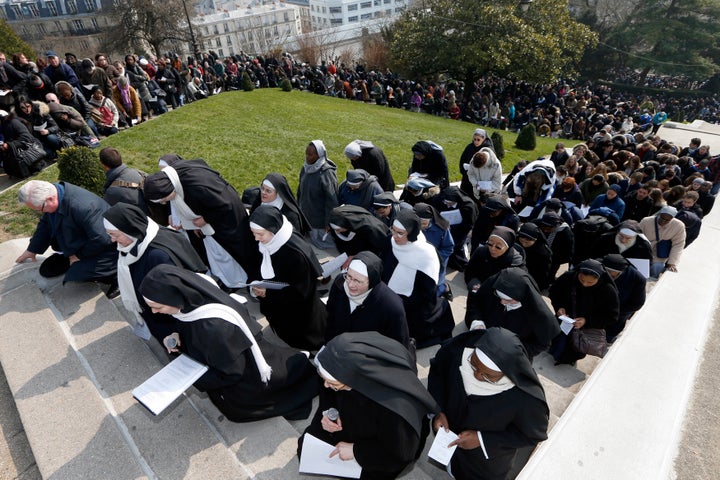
[15,180,118,296]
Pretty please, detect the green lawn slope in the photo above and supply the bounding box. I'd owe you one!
[1,89,563,238]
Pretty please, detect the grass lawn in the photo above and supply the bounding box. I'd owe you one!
[0,88,562,239]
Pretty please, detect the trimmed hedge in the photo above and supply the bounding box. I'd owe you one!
[57,146,105,197]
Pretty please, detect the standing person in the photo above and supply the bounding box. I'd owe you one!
[381,210,454,348]
[103,202,206,341]
[250,172,311,235]
[428,327,550,480]
[299,332,440,479]
[324,251,411,351]
[143,154,256,279]
[297,140,339,249]
[140,264,319,422]
[459,128,495,197]
[409,140,449,189]
[344,140,396,191]
[15,180,118,295]
[43,51,79,89]
[248,206,327,351]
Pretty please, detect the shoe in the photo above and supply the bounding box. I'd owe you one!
[441,284,454,302]
[105,283,120,299]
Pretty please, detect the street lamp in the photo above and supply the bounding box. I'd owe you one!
[181,0,201,63]
[519,0,533,12]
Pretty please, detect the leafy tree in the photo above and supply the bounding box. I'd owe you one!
[0,20,36,58]
[587,0,720,82]
[102,0,195,57]
[386,0,597,86]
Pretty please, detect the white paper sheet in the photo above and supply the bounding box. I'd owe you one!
[518,206,535,218]
[559,315,576,335]
[628,258,650,278]
[237,280,289,290]
[477,180,494,192]
[132,354,208,415]
[299,433,362,478]
[322,252,348,278]
[428,428,459,466]
[440,209,463,225]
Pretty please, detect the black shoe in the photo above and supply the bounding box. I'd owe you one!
[105,282,120,299]
[441,284,454,301]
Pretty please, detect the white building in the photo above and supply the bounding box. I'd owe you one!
[194,1,303,57]
[308,0,410,30]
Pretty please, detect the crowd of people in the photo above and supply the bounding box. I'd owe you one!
[5,47,719,479]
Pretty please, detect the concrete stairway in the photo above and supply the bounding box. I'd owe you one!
[0,239,439,479]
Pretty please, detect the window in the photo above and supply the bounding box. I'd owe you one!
[284,12,289,22]
[385,8,391,14]
[374,0,380,5]
[0,8,6,19]
[348,3,357,10]
[28,4,40,16]
[11,5,22,18]
[218,48,224,57]
[329,6,341,13]
[273,25,278,36]
[330,18,342,25]
[248,31,253,40]
[215,38,221,47]
[223,22,229,32]
[360,12,371,19]
[226,35,232,45]
[67,0,77,14]
[348,15,358,21]
[84,0,94,12]
[79,39,89,49]
[36,23,47,34]
[360,1,371,8]
[321,6,326,13]
[54,20,63,32]
[73,19,84,31]
[228,47,234,55]
[91,17,98,29]
[384,0,390,3]
[213,26,219,34]
[46,1,58,16]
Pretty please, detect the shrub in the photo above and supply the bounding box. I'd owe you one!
[280,77,292,92]
[57,146,105,197]
[241,72,254,92]
[515,123,537,151]
[491,132,505,159]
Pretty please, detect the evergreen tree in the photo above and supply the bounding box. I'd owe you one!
[515,124,537,151]
[0,20,35,58]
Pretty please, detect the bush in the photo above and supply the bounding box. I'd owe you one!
[515,124,537,151]
[57,146,105,197]
[241,72,254,92]
[280,77,292,92]
[491,132,505,159]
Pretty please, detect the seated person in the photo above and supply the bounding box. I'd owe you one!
[14,96,62,157]
[328,205,389,258]
[338,169,384,212]
[465,226,526,293]
[428,327,550,479]
[466,268,560,358]
[431,185,478,271]
[414,202,454,299]
[325,251,411,352]
[601,254,647,343]
[470,196,519,253]
[591,220,653,261]
[46,93,97,139]
[15,180,118,294]
[409,140,449,188]
[517,223,553,291]
[88,86,119,137]
[372,192,410,228]
[140,264,318,422]
[381,210,454,348]
[299,332,440,479]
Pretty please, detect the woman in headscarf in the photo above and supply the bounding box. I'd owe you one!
[465,226,526,294]
[469,195,520,253]
[430,186,479,271]
[297,140,339,249]
[428,327,549,480]
[325,251,411,352]
[381,210,454,348]
[338,169,384,212]
[248,205,327,351]
[516,223,553,291]
[409,140,449,189]
[458,128,495,197]
[298,332,440,479]
[328,205,389,257]
[103,202,207,342]
[548,259,619,365]
[250,172,311,235]
[465,268,560,358]
[413,202,454,299]
[139,264,318,422]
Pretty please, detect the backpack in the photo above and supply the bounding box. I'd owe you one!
[571,214,613,265]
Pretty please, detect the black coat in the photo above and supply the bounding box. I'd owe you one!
[352,143,396,192]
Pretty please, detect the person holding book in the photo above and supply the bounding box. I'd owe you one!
[139,264,318,422]
[248,205,327,351]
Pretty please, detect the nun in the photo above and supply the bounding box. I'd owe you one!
[428,328,550,479]
[372,191,410,228]
[465,268,560,358]
[413,202,454,299]
[139,264,318,422]
[298,332,440,480]
[548,259,619,365]
[248,205,327,351]
[250,172,311,235]
[465,226,526,294]
[516,223,553,291]
[325,251,411,352]
[328,204,390,257]
[381,210,454,348]
[103,202,207,342]
[338,169,384,212]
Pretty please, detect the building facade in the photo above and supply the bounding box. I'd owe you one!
[307,0,409,30]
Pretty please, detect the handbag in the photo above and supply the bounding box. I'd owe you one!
[569,328,608,357]
[654,218,672,258]
[8,141,46,178]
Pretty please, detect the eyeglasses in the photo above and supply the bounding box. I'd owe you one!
[343,273,368,286]
[467,354,503,384]
[391,228,407,238]
[40,200,46,212]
